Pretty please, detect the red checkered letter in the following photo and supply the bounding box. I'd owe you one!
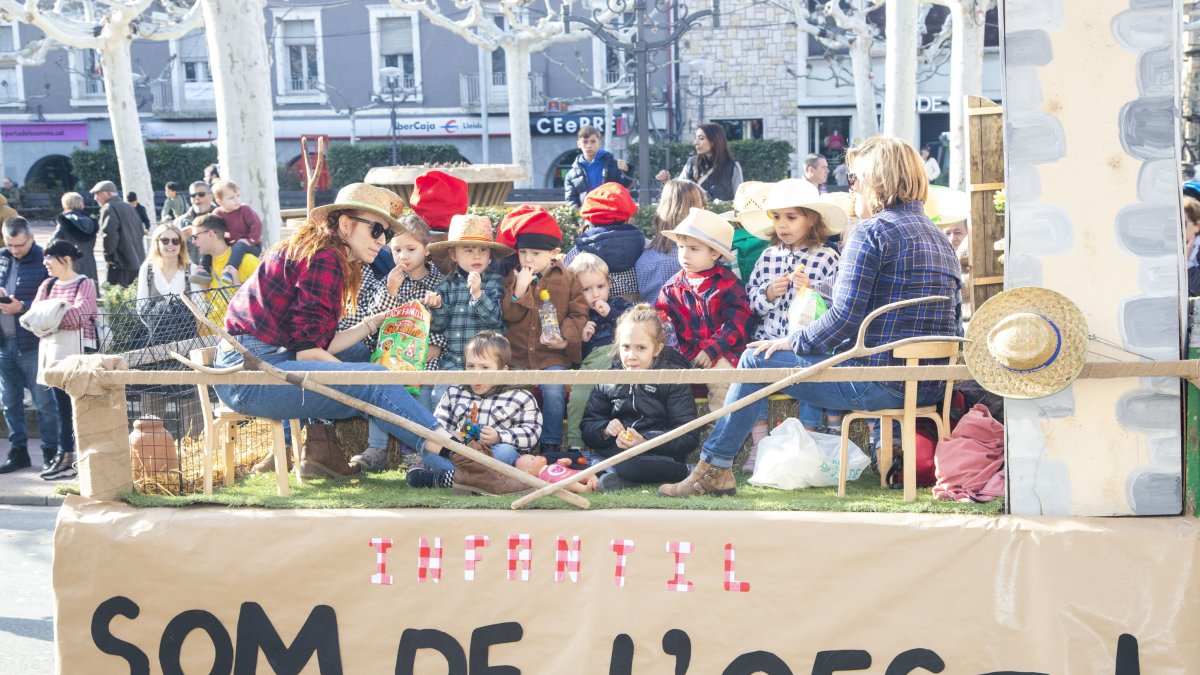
[464,535,490,581]
[555,536,582,583]
[610,539,635,588]
[507,534,532,582]
[665,541,693,592]
[417,537,443,583]
[723,543,750,593]
[369,538,393,585]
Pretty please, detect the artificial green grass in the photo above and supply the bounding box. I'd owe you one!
[123,469,1005,515]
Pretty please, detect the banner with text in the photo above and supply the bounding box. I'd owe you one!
[54,497,1200,673]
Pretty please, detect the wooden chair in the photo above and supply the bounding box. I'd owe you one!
[837,341,959,502]
[190,347,301,496]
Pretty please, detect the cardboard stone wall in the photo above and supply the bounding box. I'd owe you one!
[1002,0,1185,515]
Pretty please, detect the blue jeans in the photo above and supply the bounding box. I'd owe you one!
[700,349,940,468]
[0,337,58,451]
[539,366,567,446]
[422,442,519,472]
[338,341,436,446]
[213,335,442,452]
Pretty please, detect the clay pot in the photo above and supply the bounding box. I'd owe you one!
[130,416,179,475]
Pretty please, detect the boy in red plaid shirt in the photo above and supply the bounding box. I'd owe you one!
[655,207,751,411]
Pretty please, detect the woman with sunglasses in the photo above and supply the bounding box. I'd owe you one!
[137,223,189,300]
[212,183,455,475]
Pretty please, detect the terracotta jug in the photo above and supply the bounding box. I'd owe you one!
[129,416,179,475]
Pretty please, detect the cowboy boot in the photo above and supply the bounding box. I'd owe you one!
[657,461,737,498]
[298,423,360,478]
[450,444,530,496]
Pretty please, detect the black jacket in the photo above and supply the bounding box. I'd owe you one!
[580,348,698,460]
[0,243,49,352]
[53,210,99,283]
[563,150,634,207]
[570,223,645,274]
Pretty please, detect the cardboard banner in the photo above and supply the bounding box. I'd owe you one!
[55,497,1199,673]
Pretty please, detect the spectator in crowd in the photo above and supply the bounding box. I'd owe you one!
[0,193,18,225]
[52,192,98,283]
[563,125,633,207]
[160,181,188,223]
[213,183,455,474]
[803,153,830,194]
[174,180,216,282]
[635,179,700,303]
[832,162,850,188]
[655,122,743,202]
[92,180,146,287]
[658,136,960,499]
[137,223,189,300]
[189,214,259,287]
[209,180,263,286]
[1185,196,1200,297]
[0,218,59,473]
[204,163,220,185]
[0,177,21,208]
[23,241,97,481]
[126,192,152,231]
[1184,166,1196,181]
[564,182,643,301]
[922,146,942,183]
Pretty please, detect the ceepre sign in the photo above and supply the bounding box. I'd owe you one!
[54,497,1200,673]
[533,114,626,135]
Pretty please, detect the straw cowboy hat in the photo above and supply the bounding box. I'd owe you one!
[426,214,514,257]
[308,183,404,234]
[963,287,1089,399]
[925,186,971,226]
[662,207,737,262]
[720,181,773,230]
[738,178,849,240]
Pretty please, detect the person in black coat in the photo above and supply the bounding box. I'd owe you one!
[581,305,698,490]
[126,192,152,231]
[52,192,99,283]
[563,125,633,207]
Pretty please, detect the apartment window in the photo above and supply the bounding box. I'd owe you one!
[0,23,21,105]
[379,17,415,88]
[491,15,506,86]
[69,49,105,104]
[178,32,211,83]
[717,118,763,141]
[284,20,318,93]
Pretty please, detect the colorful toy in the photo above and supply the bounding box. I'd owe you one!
[461,403,482,442]
[515,455,598,493]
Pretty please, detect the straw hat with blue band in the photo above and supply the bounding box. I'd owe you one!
[964,287,1089,399]
[662,207,737,262]
[308,183,405,234]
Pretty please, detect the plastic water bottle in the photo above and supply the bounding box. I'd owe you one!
[660,311,678,348]
[539,290,561,341]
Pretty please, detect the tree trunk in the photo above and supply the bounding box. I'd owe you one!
[946,2,984,189]
[850,35,878,140]
[884,0,918,142]
[200,0,281,244]
[98,40,154,211]
[504,43,533,187]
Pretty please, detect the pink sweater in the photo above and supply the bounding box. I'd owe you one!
[34,275,97,342]
[213,204,263,248]
[933,404,1005,503]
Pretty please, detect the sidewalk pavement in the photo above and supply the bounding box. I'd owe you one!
[0,440,74,507]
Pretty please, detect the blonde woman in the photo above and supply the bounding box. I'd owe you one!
[137,223,188,300]
[660,136,962,498]
[51,192,98,283]
[636,179,705,302]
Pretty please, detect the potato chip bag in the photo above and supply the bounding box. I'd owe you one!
[371,301,430,394]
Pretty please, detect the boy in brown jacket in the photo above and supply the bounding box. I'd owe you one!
[497,205,589,453]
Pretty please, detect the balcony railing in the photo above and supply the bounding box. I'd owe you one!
[287,76,319,94]
[151,79,216,117]
[379,72,417,93]
[82,76,104,97]
[459,72,545,108]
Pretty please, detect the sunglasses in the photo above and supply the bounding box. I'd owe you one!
[159,236,181,246]
[190,192,208,198]
[189,231,208,241]
[348,215,390,241]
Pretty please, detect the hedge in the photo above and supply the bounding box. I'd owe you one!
[326,143,467,190]
[70,144,220,194]
[626,138,795,184]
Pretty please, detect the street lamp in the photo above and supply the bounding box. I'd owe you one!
[563,0,720,206]
[380,66,404,165]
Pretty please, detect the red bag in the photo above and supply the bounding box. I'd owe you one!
[885,419,939,489]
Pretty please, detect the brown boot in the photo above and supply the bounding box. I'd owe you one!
[299,423,360,478]
[450,444,531,496]
[657,461,737,498]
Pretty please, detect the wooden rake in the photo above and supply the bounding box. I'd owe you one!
[168,295,590,508]
[301,135,326,213]
[510,296,967,509]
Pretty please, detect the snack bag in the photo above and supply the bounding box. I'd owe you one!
[370,301,431,394]
[787,287,828,334]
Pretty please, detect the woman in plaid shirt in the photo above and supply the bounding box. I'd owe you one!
[660,137,961,499]
[215,184,455,474]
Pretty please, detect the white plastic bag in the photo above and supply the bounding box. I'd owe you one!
[748,418,870,489]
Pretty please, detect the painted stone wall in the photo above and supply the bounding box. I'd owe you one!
[1002,0,1184,515]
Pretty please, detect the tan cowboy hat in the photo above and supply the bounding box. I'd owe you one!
[925,186,971,225]
[426,214,514,257]
[720,181,773,231]
[739,179,849,240]
[662,207,736,262]
[308,183,404,233]
[963,287,1089,399]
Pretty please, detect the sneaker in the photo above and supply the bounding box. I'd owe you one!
[220,271,238,286]
[399,452,425,471]
[406,468,454,489]
[599,472,635,492]
[41,448,56,472]
[188,271,212,286]
[41,452,77,480]
[349,446,387,472]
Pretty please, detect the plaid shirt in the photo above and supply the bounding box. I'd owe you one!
[225,247,344,352]
[366,263,448,363]
[791,201,961,387]
[338,263,385,334]
[435,385,542,452]
[655,265,751,365]
[429,267,506,369]
[747,244,840,340]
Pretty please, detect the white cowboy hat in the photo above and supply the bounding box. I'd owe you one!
[738,179,849,240]
[662,207,737,262]
[924,186,971,226]
[720,181,773,229]
[963,287,1089,399]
